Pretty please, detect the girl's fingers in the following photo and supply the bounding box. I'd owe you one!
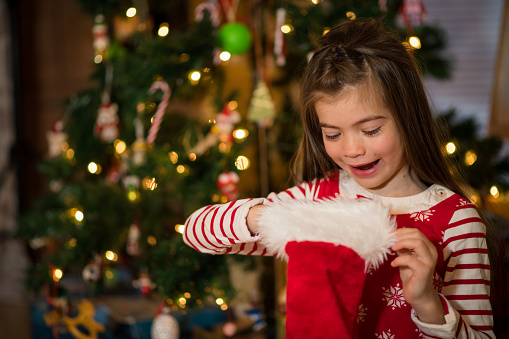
[392,229,436,256]
[392,238,436,261]
[391,252,427,269]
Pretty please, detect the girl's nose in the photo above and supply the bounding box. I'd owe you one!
[342,135,365,158]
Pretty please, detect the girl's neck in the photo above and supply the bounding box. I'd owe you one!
[359,166,428,198]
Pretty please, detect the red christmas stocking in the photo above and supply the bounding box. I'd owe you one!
[257,198,396,339]
[285,241,366,339]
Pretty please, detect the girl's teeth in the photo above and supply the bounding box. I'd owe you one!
[357,160,378,170]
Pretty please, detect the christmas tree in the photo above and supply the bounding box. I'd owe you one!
[438,110,509,214]
[20,0,501,337]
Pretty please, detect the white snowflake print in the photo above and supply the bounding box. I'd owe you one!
[433,271,444,293]
[357,304,367,324]
[415,328,424,338]
[375,329,395,339]
[410,209,434,222]
[457,198,469,207]
[382,283,407,310]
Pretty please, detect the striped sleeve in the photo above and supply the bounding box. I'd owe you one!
[415,203,494,338]
[183,180,320,255]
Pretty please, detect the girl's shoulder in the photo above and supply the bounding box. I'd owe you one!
[429,185,474,212]
[308,170,341,200]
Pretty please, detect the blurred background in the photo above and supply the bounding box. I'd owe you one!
[1,0,508,338]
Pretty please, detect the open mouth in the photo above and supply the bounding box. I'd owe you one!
[354,160,379,171]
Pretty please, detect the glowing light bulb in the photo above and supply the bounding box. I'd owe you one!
[126,7,136,17]
[66,149,75,159]
[75,211,84,222]
[235,156,250,170]
[216,298,224,305]
[409,36,421,49]
[465,150,477,166]
[53,268,63,282]
[175,224,185,234]
[128,190,139,202]
[219,51,231,61]
[346,12,356,20]
[158,23,169,37]
[177,165,185,174]
[281,24,293,34]
[233,129,249,140]
[490,186,499,198]
[189,71,201,85]
[104,270,114,279]
[228,101,238,110]
[88,162,98,174]
[114,139,127,154]
[169,151,178,164]
[147,235,157,246]
[218,142,230,153]
[143,177,157,190]
[445,142,456,154]
[67,238,77,248]
[105,251,118,261]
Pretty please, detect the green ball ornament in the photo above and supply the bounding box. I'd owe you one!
[218,22,252,55]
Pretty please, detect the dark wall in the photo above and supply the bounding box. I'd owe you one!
[14,0,94,211]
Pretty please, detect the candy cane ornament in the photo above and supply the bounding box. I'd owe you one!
[194,1,221,27]
[146,80,171,145]
[274,8,287,66]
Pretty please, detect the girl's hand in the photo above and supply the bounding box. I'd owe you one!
[390,228,445,324]
[247,205,267,235]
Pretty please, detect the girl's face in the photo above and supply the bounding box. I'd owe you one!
[315,87,424,197]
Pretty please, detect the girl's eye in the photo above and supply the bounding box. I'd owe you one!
[324,133,340,141]
[363,127,381,136]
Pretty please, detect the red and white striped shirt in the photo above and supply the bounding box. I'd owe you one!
[184,170,494,338]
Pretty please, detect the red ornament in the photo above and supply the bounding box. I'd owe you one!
[399,0,427,28]
[223,322,237,337]
[217,171,240,201]
[82,254,102,283]
[126,222,141,256]
[93,15,109,59]
[46,120,67,158]
[106,161,126,184]
[216,105,240,145]
[95,102,119,143]
[132,272,156,297]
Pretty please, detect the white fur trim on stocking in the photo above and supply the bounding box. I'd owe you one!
[257,198,396,270]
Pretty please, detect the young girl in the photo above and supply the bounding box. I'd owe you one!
[184,18,495,338]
